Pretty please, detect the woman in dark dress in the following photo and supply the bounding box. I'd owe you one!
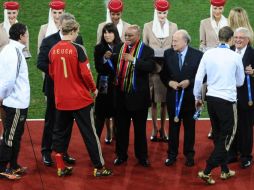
[94,23,121,144]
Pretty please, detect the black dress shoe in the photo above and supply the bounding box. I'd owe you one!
[139,159,150,167]
[208,130,213,139]
[165,158,176,166]
[159,129,169,143]
[185,159,194,167]
[104,138,112,145]
[42,153,54,166]
[114,158,127,166]
[150,135,158,142]
[241,160,252,168]
[150,130,158,142]
[63,153,76,165]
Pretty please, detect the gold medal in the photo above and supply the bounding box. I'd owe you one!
[248,101,253,106]
[174,116,179,122]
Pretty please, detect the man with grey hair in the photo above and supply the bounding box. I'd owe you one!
[227,27,254,168]
[37,12,83,167]
[160,29,203,167]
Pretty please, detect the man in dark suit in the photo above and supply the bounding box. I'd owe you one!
[228,27,254,168]
[37,13,82,166]
[160,29,203,167]
[113,25,155,167]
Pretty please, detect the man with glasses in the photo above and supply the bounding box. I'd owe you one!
[228,27,254,168]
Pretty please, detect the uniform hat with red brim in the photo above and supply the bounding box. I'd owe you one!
[210,0,226,6]
[49,0,65,10]
[154,0,170,11]
[3,1,19,10]
[108,0,123,13]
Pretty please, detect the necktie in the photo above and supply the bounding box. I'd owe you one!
[178,53,182,70]
[236,49,241,54]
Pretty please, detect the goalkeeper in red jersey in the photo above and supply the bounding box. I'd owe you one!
[48,18,112,177]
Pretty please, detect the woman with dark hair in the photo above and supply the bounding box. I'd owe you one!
[94,23,121,143]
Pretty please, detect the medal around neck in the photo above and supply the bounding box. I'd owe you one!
[174,116,179,122]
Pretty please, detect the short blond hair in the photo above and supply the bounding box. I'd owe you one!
[61,19,79,35]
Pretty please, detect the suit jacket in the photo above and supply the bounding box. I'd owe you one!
[37,31,83,97]
[160,46,203,115]
[233,45,254,110]
[114,42,155,111]
[199,18,219,51]
[96,21,130,44]
[94,42,120,116]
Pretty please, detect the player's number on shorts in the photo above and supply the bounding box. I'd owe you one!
[61,57,68,78]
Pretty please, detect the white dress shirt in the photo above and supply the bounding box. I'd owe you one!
[235,45,247,59]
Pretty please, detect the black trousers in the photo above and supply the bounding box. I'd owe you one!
[206,96,237,169]
[228,106,254,162]
[95,115,108,139]
[167,108,196,160]
[115,107,148,161]
[0,106,28,172]
[41,95,73,154]
[52,104,104,169]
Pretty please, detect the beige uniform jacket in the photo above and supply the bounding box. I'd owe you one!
[0,23,9,52]
[143,21,178,103]
[199,18,219,52]
[38,24,48,53]
[0,22,31,58]
[96,21,130,44]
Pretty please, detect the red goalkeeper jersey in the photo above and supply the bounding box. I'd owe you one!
[49,40,96,110]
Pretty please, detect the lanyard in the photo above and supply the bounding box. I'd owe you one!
[106,59,114,72]
[174,89,185,122]
[246,74,253,106]
[218,43,229,49]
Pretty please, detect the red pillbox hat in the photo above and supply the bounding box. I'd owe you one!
[3,1,19,10]
[154,0,170,11]
[49,0,65,10]
[108,0,123,13]
[210,0,226,6]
